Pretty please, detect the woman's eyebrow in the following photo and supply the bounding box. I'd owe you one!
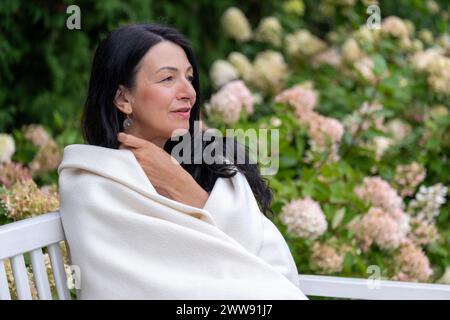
[156,66,193,73]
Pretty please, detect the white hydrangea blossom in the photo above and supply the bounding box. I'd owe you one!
[221,7,252,42]
[228,52,253,82]
[341,38,363,64]
[209,60,239,88]
[408,183,448,222]
[250,50,288,95]
[254,16,283,47]
[285,29,327,57]
[0,133,15,163]
[280,197,328,240]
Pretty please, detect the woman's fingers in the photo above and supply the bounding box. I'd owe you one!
[117,132,148,149]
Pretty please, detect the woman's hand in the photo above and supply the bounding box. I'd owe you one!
[117,132,209,209]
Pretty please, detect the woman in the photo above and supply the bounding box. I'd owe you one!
[58,23,307,300]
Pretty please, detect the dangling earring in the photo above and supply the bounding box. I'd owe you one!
[123,113,133,130]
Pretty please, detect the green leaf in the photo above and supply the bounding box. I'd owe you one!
[429,243,449,257]
[372,54,388,76]
[332,208,346,229]
[329,181,349,203]
[343,252,354,273]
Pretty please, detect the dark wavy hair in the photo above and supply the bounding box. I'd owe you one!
[81,23,274,219]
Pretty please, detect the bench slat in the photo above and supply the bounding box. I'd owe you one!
[30,249,52,300]
[0,260,11,300]
[48,243,70,300]
[11,254,32,300]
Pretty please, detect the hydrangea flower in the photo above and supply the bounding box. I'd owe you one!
[205,80,254,125]
[0,134,15,163]
[280,197,328,240]
[221,7,252,42]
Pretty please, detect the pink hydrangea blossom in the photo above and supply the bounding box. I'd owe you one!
[0,162,32,189]
[354,176,404,213]
[393,241,433,282]
[394,162,426,197]
[350,207,409,251]
[205,80,254,124]
[310,242,344,274]
[274,84,317,119]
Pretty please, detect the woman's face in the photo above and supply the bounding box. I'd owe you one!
[115,41,196,148]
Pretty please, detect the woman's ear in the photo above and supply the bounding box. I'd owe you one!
[114,85,133,114]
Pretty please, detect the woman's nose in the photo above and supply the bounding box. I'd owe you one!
[178,79,196,104]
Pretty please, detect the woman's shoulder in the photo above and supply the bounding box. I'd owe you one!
[58,143,155,192]
[58,144,129,171]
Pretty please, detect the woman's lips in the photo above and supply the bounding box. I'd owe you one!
[170,110,191,119]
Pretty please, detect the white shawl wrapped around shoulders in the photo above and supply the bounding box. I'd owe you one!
[57,144,307,300]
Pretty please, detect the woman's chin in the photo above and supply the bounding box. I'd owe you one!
[167,126,189,139]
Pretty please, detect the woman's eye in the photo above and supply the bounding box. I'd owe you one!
[161,75,193,83]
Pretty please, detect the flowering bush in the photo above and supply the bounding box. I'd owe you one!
[0,125,71,298]
[204,3,449,284]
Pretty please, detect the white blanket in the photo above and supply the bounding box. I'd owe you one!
[57,144,307,300]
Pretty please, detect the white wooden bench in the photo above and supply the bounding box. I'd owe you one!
[1,211,449,300]
[0,211,70,300]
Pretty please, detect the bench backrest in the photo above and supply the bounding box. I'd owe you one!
[0,211,71,300]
